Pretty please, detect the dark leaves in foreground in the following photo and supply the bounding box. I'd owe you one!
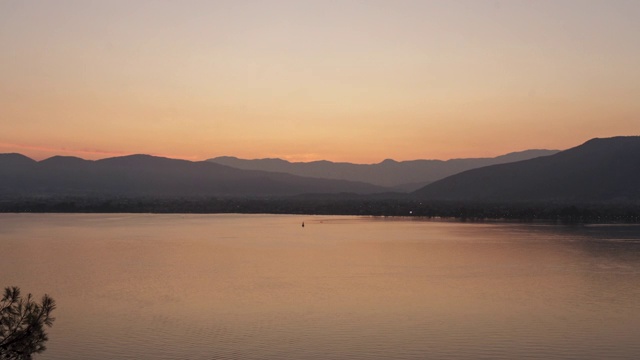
[0,287,56,360]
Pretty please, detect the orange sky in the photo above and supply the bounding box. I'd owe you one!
[1,0,639,163]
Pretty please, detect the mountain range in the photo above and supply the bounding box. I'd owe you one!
[0,154,387,197]
[414,136,640,203]
[209,149,559,191]
[1,136,638,204]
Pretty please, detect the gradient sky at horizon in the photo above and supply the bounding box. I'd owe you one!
[1,0,639,163]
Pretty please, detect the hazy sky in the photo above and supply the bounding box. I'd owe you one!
[1,0,639,163]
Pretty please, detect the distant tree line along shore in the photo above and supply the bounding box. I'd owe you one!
[2,196,639,223]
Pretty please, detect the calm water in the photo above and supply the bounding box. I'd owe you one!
[1,214,640,359]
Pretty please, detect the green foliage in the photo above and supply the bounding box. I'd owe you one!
[0,287,56,360]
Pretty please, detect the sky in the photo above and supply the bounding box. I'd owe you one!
[1,0,639,163]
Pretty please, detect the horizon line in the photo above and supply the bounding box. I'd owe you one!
[1,148,563,165]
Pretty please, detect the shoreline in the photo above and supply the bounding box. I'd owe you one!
[2,197,640,224]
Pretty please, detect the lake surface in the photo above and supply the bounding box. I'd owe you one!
[1,214,640,359]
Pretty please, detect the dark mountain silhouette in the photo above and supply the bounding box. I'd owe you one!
[413,136,640,203]
[0,153,40,192]
[208,149,558,191]
[0,154,389,197]
[0,153,37,167]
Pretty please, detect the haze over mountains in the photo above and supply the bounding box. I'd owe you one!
[414,136,640,203]
[0,154,387,197]
[1,137,638,204]
[0,149,558,198]
[209,149,559,191]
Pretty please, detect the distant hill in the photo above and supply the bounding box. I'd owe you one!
[0,154,388,197]
[209,149,559,191]
[413,136,640,203]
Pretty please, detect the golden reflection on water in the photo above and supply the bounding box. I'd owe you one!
[1,214,639,359]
